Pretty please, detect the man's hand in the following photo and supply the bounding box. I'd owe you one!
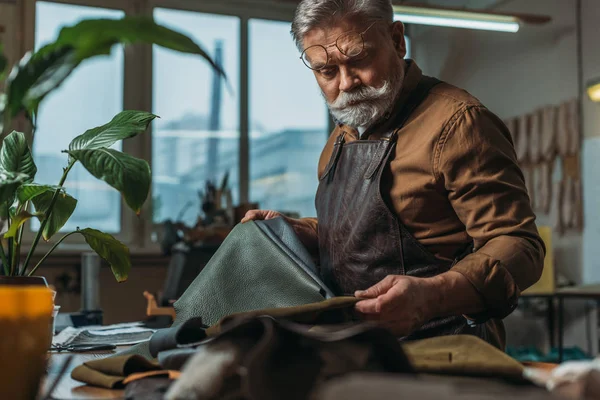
[241,210,285,223]
[354,275,437,337]
[354,271,486,337]
[241,210,319,258]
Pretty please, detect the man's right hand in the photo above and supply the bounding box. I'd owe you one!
[241,210,319,259]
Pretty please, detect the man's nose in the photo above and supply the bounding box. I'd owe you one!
[338,66,361,93]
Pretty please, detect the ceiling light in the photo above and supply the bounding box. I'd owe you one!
[393,4,550,33]
[587,78,600,102]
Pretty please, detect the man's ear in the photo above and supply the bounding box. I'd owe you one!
[390,21,407,58]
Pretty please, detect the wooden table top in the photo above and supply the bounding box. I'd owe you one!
[43,349,124,400]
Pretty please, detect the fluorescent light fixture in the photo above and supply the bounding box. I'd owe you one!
[393,5,522,33]
[587,78,600,102]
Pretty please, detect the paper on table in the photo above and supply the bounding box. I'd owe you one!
[53,322,155,346]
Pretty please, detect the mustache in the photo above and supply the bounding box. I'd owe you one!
[328,82,391,110]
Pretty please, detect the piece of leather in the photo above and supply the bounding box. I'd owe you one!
[124,376,173,400]
[523,165,535,208]
[536,162,552,214]
[561,177,575,230]
[258,218,334,298]
[402,334,524,379]
[158,348,200,371]
[70,355,160,389]
[173,219,331,329]
[72,298,359,388]
[529,109,541,165]
[148,317,206,358]
[515,113,530,163]
[541,105,557,161]
[568,98,580,156]
[166,315,414,400]
[122,370,180,385]
[505,117,518,144]
[557,102,570,157]
[314,373,554,400]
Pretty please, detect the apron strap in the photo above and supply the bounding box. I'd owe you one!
[319,131,347,182]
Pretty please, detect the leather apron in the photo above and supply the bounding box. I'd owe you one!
[315,76,491,343]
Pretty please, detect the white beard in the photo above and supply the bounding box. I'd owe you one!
[325,64,404,129]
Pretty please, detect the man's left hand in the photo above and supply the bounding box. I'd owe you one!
[354,275,438,337]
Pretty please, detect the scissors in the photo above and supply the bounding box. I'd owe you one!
[51,343,117,353]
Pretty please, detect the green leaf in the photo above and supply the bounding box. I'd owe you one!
[4,16,222,126]
[77,228,130,282]
[16,183,60,204]
[69,111,157,152]
[5,46,76,119]
[0,170,29,204]
[31,190,77,241]
[68,148,150,214]
[4,209,37,239]
[0,131,37,182]
[53,17,224,76]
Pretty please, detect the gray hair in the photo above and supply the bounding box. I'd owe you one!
[291,0,394,51]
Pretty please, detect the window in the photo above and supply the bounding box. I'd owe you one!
[248,19,328,218]
[27,1,415,250]
[32,1,124,233]
[152,8,240,226]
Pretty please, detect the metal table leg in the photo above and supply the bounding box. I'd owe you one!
[547,296,555,349]
[558,296,564,363]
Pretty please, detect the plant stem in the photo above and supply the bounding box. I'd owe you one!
[6,204,12,275]
[11,234,18,276]
[15,206,26,275]
[28,231,78,277]
[22,160,76,275]
[0,240,9,276]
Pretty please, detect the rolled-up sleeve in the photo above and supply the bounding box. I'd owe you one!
[436,105,546,320]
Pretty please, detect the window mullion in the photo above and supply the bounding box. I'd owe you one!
[239,16,249,204]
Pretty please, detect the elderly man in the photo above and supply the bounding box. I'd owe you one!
[243,0,544,349]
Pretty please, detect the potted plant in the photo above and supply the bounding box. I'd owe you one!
[0,16,221,285]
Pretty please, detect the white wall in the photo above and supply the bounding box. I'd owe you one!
[412,0,599,354]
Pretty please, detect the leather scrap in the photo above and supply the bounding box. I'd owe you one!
[515,114,530,164]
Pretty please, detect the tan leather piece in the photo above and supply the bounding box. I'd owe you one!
[402,334,524,379]
[567,98,580,156]
[522,165,535,209]
[122,370,180,385]
[541,105,557,161]
[529,110,541,165]
[536,162,552,214]
[561,177,575,230]
[505,117,518,146]
[556,103,570,157]
[515,114,530,163]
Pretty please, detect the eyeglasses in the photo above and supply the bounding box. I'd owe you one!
[300,22,377,71]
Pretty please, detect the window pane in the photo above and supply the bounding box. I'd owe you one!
[33,2,124,233]
[249,19,328,218]
[152,9,240,225]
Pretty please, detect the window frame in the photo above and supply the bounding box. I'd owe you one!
[22,0,306,254]
[21,0,413,255]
